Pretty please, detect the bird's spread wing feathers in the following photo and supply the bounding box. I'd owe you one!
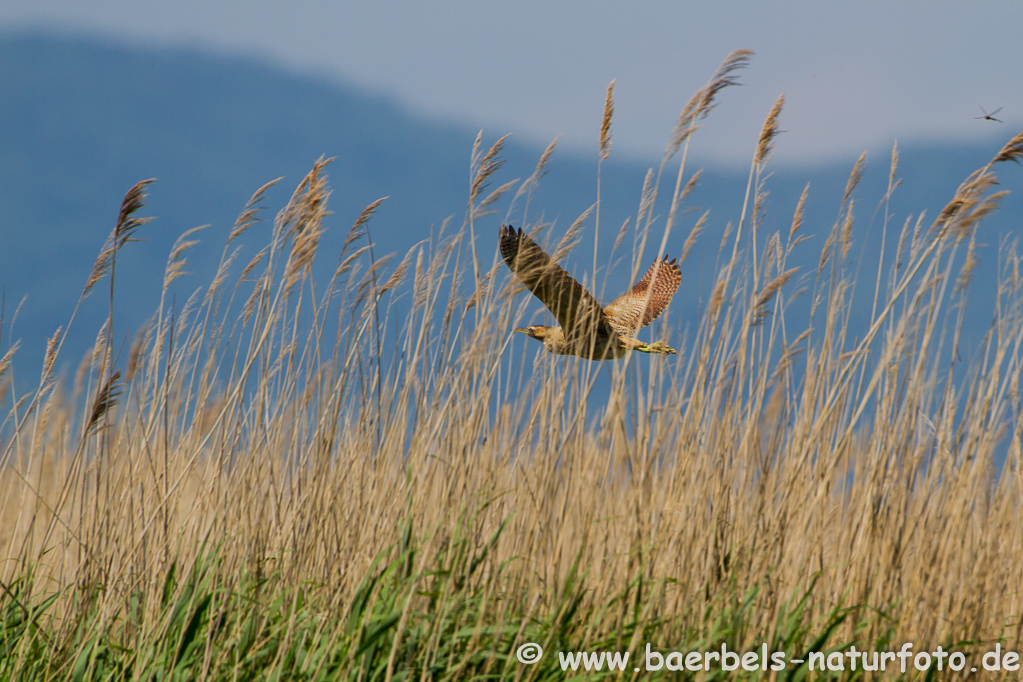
[603,256,682,337]
[499,225,614,340]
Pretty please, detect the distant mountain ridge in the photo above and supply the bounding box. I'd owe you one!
[1,30,1020,377]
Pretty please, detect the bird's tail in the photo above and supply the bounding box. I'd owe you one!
[635,340,676,355]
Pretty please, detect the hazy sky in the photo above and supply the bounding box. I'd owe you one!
[2,1,1020,167]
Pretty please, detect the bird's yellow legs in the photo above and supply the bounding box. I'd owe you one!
[632,340,677,355]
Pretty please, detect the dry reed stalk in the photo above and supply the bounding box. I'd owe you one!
[83,180,156,300]
[841,201,854,260]
[469,134,509,209]
[680,211,708,264]
[754,94,785,166]
[600,80,614,161]
[0,342,17,382]
[665,49,753,162]
[343,197,388,256]
[282,161,332,293]
[228,178,281,246]
[163,225,207,291]
[41,328,60,385]
[507,137,559,226]
[473,179,518,220]
[611,216,632,256]
[680,168,703,202]
[788,184,809,244]
[84,370,121,438]
[842,151,867,208]
[551,204,596,265]
[993,130,1023,165]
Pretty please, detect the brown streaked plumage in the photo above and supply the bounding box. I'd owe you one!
[499,224,681,360]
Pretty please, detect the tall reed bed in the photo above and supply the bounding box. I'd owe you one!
[2,51,1023,679]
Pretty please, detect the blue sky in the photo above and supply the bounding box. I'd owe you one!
[2,1,1020,167]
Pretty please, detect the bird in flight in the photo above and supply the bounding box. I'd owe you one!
[976,106,1003,122]
[499,224,681,360]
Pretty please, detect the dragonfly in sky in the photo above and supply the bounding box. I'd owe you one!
[975,106,1003,122]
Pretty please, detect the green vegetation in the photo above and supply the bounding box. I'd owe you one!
[3,51,1023,679]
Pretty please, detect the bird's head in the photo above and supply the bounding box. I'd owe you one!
[514,325,552,342]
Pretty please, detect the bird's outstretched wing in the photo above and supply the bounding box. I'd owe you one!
[499,225,615,340]
[603,256,681,337]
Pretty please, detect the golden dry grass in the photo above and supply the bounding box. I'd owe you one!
[2,53,1023,679]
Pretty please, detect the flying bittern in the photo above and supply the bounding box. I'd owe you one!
[499,224,681,360]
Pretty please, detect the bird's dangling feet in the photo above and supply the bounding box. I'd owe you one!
[636,340,676,355]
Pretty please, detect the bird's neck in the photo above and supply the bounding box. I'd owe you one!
[542,327,569,354]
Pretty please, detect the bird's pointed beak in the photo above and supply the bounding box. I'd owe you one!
[513,327,530,336]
